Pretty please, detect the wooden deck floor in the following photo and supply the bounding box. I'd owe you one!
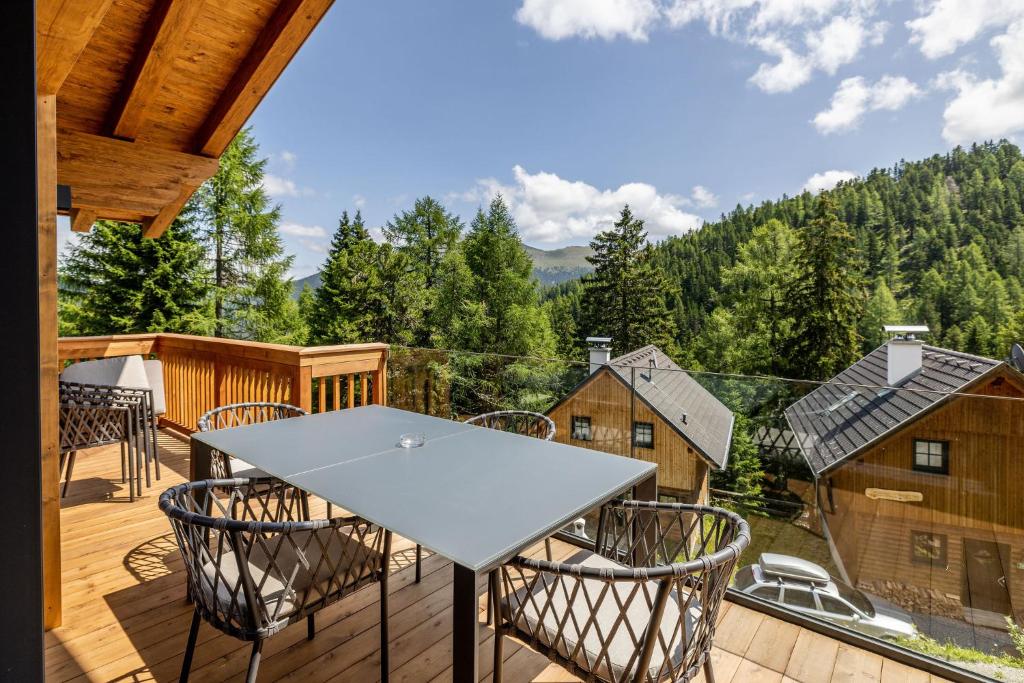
[46,431,951,682]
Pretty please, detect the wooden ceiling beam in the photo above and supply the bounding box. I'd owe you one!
[142,183,198,238]
[193,0,334,157]
[37,0,114,95]
[70,208,97,233]
[108,0,208,141]
[57,129,218,224]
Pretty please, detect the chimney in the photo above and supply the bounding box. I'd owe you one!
[884,325,929,386]
[587,336,612,375]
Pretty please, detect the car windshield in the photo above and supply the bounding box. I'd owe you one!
[835,580,875,617]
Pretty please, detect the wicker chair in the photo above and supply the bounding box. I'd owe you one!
[197,402,307,479]
[160,478,392,683]
[493,500,750,683]
[465,410,556,441]
[59,381,147,500]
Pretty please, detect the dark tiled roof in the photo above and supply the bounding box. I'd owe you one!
[785,344,1001,476]
[607,345,734,469]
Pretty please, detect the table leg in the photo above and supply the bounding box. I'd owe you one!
[633,470,657,501]
[190,438,213,481]
[452,563,479,683]
[633,471,658,565]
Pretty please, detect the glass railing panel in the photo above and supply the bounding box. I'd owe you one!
[385,345,1024,678]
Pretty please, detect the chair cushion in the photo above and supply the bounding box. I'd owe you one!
[200,528,382,625]
[143,360,166,415]
[503,549,700,681]
[60,356,151,392]
[229,457,271,479]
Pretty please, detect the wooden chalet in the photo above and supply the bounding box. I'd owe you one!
[786,335,1024,630]
[547,344,734,503]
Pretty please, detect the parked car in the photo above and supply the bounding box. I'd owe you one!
[734,553,917,641]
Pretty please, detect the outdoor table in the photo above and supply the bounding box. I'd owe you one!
[190,404,657,682]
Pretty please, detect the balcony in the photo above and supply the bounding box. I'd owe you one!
[47,333,1009,682]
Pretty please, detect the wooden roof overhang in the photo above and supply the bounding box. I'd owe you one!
[37,0,334,237]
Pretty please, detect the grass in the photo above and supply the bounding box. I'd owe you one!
[896,633,1024,669]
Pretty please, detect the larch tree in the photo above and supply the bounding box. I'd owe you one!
[581,205,679,356]
[190,127,303,343]
[783,195,866,380]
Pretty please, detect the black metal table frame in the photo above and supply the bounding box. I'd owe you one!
[190,433,657,683]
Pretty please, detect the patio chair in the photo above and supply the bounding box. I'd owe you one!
[160,478,392,683]
[492,499,750,683]
[59,382,139,500]
[197,402,308,479]
[60,356,162,490]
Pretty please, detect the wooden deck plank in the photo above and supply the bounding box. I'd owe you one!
[45,433,953,683]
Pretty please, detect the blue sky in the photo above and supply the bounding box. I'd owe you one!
[60,1,1024,278]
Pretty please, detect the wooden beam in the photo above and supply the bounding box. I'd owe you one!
[37,95,62,632]
[142,183,198,238]
[193,0,334,157]
[108,0,208,140]
[58,129,218,220]
[70,208,97,233]
[37,0,114,95]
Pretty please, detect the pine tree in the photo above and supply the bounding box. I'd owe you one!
[190,127,301,342]
[860,277,901,350]
[784,195,865,380]
[581,206,679,355]
[59,215,213,336]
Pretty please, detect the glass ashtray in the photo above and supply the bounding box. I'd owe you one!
[398,432,425,448]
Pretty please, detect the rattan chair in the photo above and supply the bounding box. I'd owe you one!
[160,478,392,683]
[465,410,556,441]
[197,402,307,479]
[493,499,750,683]
[59,381,147,500]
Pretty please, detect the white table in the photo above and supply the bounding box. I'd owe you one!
[190,404,657,682]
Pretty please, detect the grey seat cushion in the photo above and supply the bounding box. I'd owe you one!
[60,355,151,392]
[142,359,166,415]
[228,457,271,480]
[200,527,382,624]
[503,549,700,681]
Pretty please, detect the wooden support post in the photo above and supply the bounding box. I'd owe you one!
[38,94,62,631]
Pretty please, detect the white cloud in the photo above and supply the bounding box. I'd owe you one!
[906,0,1024,59]
[279,150,297,169]
[263,174,315,198]
[803,169,857,193]
[934,20,1024,144]
[300,239,329,254]
[353,194,367,209]
[690,185,718,208]
[748,35,813,93]
[280,222,327,238]
[806,15,886,75]
[813,75,923,134]
[465,165,703,243]
[515,0,662,41]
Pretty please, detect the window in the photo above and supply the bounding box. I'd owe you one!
[817,594,855,617]
[633,421,654,449]
[571,416,592,441]
[781,587,816,610]
[911,530,947,565]
[913,439,949,474]
[751,586,780,601]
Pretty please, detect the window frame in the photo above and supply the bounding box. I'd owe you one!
[912,439,949,475]
[633,421,654,449]
[570,415,592,442]
[910,530,948,566]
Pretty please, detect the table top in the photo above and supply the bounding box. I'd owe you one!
[192,405,656,571]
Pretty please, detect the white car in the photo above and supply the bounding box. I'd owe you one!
[734,553,917,641]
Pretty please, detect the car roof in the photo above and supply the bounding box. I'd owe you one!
[759,553,830,584]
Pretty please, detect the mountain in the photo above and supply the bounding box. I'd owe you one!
[523,245,594,284]
[293,244,594,297]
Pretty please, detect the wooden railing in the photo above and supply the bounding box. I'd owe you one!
[58,333,388,432]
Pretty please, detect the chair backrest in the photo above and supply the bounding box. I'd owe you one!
[465,410,556,441]
[159,478,388,640]
[197,402,307,433]
[501,500,749,683]
[143,359,166,416]
[60,355,150,391]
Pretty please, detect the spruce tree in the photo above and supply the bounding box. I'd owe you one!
[860,277,901,350]
[783,195,865,380]
[190,127,302,342]
[581,205,679,356]
[59,215,213,336]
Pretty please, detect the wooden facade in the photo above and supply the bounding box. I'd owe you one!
[821,367,1024,627]
[547,367,711,501]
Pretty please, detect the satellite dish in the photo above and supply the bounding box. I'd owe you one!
[1012,343,1024,371]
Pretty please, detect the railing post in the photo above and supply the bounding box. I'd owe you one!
[373,349,388,406]
[295,365,312,414]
